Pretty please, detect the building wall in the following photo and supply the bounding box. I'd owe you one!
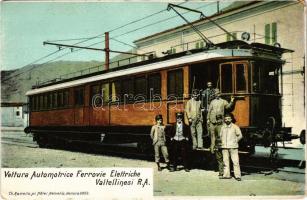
[135,1,305,145]
[1,106,25,127]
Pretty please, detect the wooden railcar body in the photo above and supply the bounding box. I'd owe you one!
[25,41,298,151]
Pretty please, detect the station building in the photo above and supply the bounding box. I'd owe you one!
[134,1,305,145]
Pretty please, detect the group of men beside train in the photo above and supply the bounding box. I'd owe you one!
[150,81,243,181]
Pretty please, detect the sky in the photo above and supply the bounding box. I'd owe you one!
[1,1,231,71]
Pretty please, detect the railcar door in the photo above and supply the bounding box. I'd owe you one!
[219,61,250,127]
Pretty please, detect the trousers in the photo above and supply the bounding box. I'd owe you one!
[154,143,169,163]
[215,148,224,175]
[222,148,241,178]
[190,119,203,149]
[170,139,189,169]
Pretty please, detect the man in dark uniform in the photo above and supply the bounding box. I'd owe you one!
[167,112,191,172]
[201,81,215,112]
[212,114,224,177]
[201,81,215,133]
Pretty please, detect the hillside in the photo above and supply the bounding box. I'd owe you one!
[0,48,139,103]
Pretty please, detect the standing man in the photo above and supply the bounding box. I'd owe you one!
[167,112,191,172]
[212,114,224,177]
[150,115,170,171]
[201,81,215,114]
[220,113,243,181]
[207,89,235,152]
[185,89,203,150]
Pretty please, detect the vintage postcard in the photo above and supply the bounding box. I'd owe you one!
[1,1,306,199]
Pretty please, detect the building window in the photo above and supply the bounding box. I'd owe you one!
[168,69,183,98]
[265,23,270,44]
[74,88,84,106]
[226,32,237,41]
[195,41,204,49]
[170,47,176,54]
[16,111,20,117]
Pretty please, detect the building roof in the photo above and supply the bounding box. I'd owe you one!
[134,1,262,43]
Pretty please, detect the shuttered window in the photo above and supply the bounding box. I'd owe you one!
[265,24,271,44]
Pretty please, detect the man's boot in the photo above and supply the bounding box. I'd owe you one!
[157,162,162,171]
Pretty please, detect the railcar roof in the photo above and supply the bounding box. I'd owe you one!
[26,41,292,96]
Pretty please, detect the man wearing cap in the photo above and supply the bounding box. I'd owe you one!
[201,81,215,114]
[212,114,224,177]
[167,112,191,172]
[202,81,216,135]
[185,89,203,150]
[207,89,235,152]
[150,114,170,171]
[220,113,242,181]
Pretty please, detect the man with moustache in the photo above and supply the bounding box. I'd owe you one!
[220,113,243,181]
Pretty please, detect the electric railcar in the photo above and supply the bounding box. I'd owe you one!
[25,40,301,153]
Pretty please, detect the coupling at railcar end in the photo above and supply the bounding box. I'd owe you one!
[220,113,243,181]
[185,89,203,150]
[207,89,235,153]
[167,112,191,172]
[150,115,170,171]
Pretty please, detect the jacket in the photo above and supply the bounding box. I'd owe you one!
[166,123,190,139]
[185,99,203,121]
[150,125,166,145]
[220,123,242,149]
[207,98,234,123]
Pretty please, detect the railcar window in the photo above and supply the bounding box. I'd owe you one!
[168,69,183,98]
[122,78,134,103]
[221,64,233,93]
[101,83,110,104]
[262,66,279,94]
[91,85,102,106]
[111,81,121,102]
[39,95,44,110]
[43,95,48,110]
[47,93,52,109]
[58,92,64,108]
[63,90,69,107]
[252,65,261,92]
[135,76,147,99]
[74,88,84,106]
[148,73,161,99]
[236,64,247,92]
[52,92,58,108]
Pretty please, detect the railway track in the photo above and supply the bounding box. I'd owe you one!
[1,133,305,174]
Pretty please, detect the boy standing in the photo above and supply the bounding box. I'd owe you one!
[150,115,170,171]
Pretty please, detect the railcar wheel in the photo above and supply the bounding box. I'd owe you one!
[300,130,305,145]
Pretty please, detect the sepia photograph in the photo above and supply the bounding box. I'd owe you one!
[1,1,306,199]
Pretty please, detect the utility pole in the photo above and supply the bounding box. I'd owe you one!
[105,32,109,71]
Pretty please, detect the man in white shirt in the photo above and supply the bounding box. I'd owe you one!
[220,113,243,181]
[185,89,203,150]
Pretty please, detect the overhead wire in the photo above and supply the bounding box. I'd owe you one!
[3,1,214,83]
